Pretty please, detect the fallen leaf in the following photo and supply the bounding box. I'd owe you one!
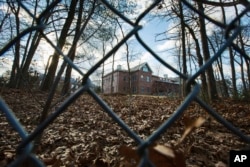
[215,161,227,167]
[176,116,206,146]
[119,145,139,166]
[153,144,175,158]
[119,144,186,167]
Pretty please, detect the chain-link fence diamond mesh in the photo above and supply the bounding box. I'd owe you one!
[1,0,250,166]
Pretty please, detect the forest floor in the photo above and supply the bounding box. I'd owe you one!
[0,88,250,167]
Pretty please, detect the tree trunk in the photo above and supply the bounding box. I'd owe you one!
[8,2,20,88]
[61,0,85,95]
[185,23,208,99]
[234,2,249,96]
[208,35,229,98]
[101,41,106,93]
[217,56,229,97]
[216,1,229,98]
[61,50,75,95]
[116,19,131,95]
[241,57,247,92]
[197,2,218,101]
[179,1,188,97]
[17,32,43,88]
[40,0,78,91]
[229,47,238,98]
[239,28,250,95]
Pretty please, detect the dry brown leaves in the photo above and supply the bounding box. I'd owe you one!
[0,88,249,167]
[119,144,186,167]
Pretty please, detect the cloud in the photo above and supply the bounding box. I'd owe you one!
[156,39,178,52]
[133,0,154,14]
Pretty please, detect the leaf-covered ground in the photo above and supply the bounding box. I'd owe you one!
[0,88,250,167]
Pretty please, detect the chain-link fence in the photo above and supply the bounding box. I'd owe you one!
[1,0,250,166]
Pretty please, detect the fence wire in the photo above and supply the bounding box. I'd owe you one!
[1,0,250,166]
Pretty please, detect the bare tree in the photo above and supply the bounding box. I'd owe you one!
[1,1,56,89]
[197,1,218,101]
[116,19,132,95]
[233,2,250,97]
[208,31,229,98]
[179,1,188,97]
[229,46,238,98]
[7,1,21,88]
[185,23,208,98]
[61,0,96,95]
[40,0,79,91]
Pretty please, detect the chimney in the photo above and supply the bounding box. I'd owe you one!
[117,65,122,70]
[164,74,168,80]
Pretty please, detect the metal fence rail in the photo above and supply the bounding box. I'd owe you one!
[1,0,250,166]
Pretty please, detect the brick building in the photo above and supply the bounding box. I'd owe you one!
[102,62,180,96]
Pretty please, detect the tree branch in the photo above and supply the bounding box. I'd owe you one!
[191,0,249,7]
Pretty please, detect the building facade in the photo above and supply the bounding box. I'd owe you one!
[103,62,180,96]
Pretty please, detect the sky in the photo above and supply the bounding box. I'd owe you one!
[0,58,12,76]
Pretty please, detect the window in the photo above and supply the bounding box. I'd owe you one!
[146,76,150,82]
[132,75,137,81]
[142,66,148,72]
[141,87,144,93]
[133,87,137,93]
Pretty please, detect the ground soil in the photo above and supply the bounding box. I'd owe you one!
[0,88,250,166]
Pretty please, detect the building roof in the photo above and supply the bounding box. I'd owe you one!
[130,62,153,72]
[103,62,153,78]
